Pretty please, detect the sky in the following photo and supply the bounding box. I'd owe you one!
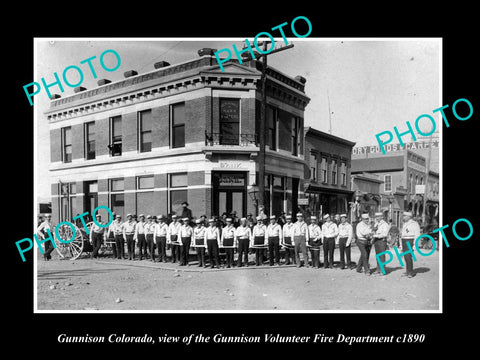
[35,38,441,200]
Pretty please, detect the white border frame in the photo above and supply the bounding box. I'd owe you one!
[34,37,443,314]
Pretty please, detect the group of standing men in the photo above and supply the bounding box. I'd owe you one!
[37,207,421,278]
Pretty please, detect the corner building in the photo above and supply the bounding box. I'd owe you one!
[46,50,310,223]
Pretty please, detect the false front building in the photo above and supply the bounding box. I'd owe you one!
[46,49,310,223]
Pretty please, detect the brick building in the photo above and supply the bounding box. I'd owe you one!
[351,149,439,227]
[302,127,355,219]
[46,49,310,223]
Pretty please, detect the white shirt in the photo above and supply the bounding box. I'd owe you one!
[373,220,390,238]
[338,222,354,246]
[123,220,136,236]
[321,221,338,238]
[266,223,283,241]
[282,222,294,238]
[308,223,322,241]
[235,225,251,240]
[252,224,266,237]
[180,224,193,238]
[167,222,182,242]
[204,226,220,244]
[37,220,53,239]
[145,221,156,235]
[154,222,168,237]
[401,219,420,240]
[222,225,236,239]
[193,226,207,248]
[356,221,372,240]
[292,220,309,241]
[134,221,146,239]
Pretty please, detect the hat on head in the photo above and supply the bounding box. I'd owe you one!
[340,214,347,218]
[296,212,303,217]
[147,215,152,219]
[226,218,232,222]
[157,214,164,219]
[269,215,276,220]
[240,217,247,221]
[256,215,262,221]
[182,201,189,206]
[138,214,145,218]
[115,214,122,218]
[403,211,413,217]
[95,214,101,217]
[311,216,317,220]
[286,215,292,219]
[375,212,383,217]
[323,214,330,219]
[361,214,369,219]
[208,218,215,223]
[182,217,189,221]
[195,219,202,224]
[126,213,132,217]
[172,214,178,219]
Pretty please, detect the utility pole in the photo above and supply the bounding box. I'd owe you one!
[247,40,294,213]
[422,135,434,227]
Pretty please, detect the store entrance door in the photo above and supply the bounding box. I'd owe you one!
[213,172,247,217]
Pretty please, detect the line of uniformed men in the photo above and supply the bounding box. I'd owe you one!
[39,208,421,277]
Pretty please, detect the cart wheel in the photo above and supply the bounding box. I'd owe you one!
[54,223,84,260]
[423,238,433,250]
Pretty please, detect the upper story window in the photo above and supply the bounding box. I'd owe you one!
[340,161,347,186]
[85,121,95,160]
[267,105,277,151]
[320,157,328,183]
[331,159,338,185]
[219,98,240,145]
[291,116,300,156]
[384,174,392,192]
[139,110,152,153]
[109,116,122,156]
[62,126,72,163]
[171,102,185,148]
[310,152,317,181]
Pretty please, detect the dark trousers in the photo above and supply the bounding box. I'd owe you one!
[155,236,167,262]
[170,235,179,262]
[91,232,103,258]
[254,236,265,266]
[237,238,249,266]
[126,234,135,260]
[401,238,415,275]
[107,236,117,258]
[356,239,372,273]
[196,246,206,266]
[207,239,220,267]
[338,237,351,268]
[323,237,335,268]
[255,248,264,265]
[268,236,280,265]
[137,234,146,260]
[225,248,234,267]
[310,247,321,268]
[374,238,387,273]
[294,235,308,266]
[146,234,155,261]
[44,240,54,260]
[180,237,191,265]
[114,234,124,259]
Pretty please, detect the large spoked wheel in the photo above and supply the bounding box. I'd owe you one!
[54,223,86,260]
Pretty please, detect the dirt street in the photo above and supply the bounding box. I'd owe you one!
[36,246,439,311]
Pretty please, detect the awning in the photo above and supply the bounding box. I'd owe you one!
[305,184,354,196]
